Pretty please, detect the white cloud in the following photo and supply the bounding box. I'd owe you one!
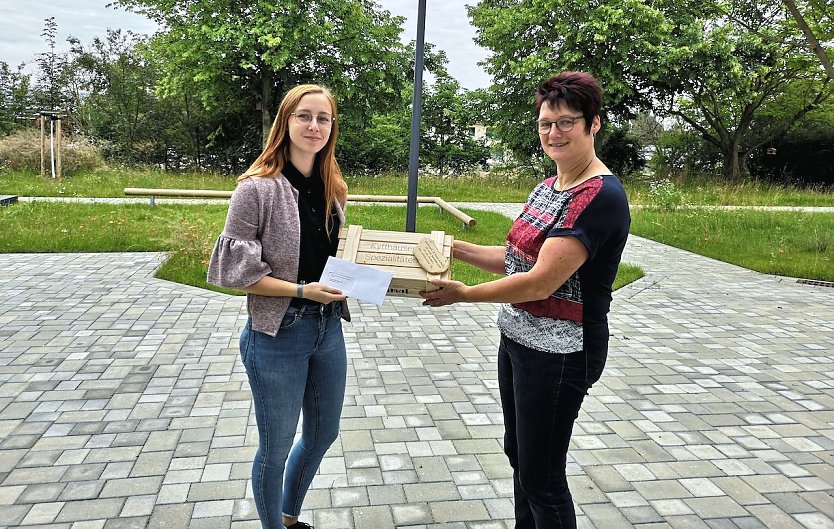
[0,0,156,72]
[377,0,491,89]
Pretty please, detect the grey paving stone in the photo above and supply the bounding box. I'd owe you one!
[0,504,31,526]
[103,516,149,529]
[430,499,490,523]
[16,481,66,503]
[188,515,233,528]
[99,476,163,498]
[351,505,395,528]
[21,500,70,526]
[58,480,104,501]
[392,502,433,525]
[331,486,370,508]
[54,497,125,522]
[130,450,174,477]
[188,480,247,502]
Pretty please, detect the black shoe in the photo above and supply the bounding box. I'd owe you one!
[286,522,314,529]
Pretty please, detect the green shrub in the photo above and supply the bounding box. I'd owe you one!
[598,124,646,180]
[647,178,684,210]
[0,128,106,174]
[748,118,834,187]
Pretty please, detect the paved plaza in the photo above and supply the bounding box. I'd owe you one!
[1,203,833,528]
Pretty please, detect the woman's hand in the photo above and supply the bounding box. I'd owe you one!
[302,282,347,304]
[420,279,469,307]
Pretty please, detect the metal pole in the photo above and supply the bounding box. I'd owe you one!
[50,119,56,179]
[56,118,62,180]
[406,0,427,232]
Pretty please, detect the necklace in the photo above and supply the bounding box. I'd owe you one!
[556,156,596,190]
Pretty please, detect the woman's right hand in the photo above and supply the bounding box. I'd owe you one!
[301,282,347,303]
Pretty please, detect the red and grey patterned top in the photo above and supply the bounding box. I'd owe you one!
[497,174,630,354]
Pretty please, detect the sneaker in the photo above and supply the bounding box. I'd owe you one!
[285,522,314,529]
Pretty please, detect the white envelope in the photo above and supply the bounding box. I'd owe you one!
[320,256,393,306]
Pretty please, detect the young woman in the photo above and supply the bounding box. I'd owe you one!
[421,71,631,529]
[208,84,349,529]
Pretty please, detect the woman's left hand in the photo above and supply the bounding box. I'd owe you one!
[303,282,347,304]
[419,279,469,307]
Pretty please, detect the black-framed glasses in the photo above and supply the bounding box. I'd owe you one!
[291,112,334,128]
[536,115,584,134]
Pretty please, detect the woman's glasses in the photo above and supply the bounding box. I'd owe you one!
[291,112,334,128]
[536,115,584,134]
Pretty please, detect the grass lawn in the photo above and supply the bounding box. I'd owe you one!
[3,168,830,285]
[0,201,643,294]
[1,168,538,203]
[627,178,834,207]
[0,168,239,198]
[631,208,834,281]
[3,168,833,206]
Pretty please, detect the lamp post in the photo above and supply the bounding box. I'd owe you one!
[405,0,427,232]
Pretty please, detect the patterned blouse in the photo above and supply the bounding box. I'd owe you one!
[497,174,630,354]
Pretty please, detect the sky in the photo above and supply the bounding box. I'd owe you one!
[0,0,492,90]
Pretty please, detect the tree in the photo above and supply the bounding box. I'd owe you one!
[0,62,31,136]
[67,29,241,171]
[469,0,833,182]
[33,17,71,112]
[596,123,646,180]
[422,74,491,175]
[469,0,677,172]
[340,46,492,176]
[338,112,410,173]
[113,0,413,147]
[663,1,832,182]
[69,30,161,161]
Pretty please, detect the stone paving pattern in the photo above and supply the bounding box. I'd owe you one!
[1,202,833,528]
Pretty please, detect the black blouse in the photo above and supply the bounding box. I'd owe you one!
[283,161,340,305]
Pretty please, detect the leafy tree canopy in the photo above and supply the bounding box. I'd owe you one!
[0,62,31,136]
[469,0,833,181]
[112,0,415,145]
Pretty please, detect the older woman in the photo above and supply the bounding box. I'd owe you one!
[421,71,630,529]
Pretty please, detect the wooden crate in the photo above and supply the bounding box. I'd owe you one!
[337,225,453,298]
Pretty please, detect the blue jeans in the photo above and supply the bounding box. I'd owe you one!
[240,302,347,529]
[498,334,606,529]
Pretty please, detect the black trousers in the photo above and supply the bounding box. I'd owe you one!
[498,334,606,529]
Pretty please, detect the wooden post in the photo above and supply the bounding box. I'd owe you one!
[55,118,62,180]
[40,115,45,178]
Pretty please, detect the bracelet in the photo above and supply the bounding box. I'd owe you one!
[296,282,305,299]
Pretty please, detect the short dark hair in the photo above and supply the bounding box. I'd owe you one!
[535,72,603,134]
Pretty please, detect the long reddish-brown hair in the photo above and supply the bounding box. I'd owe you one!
[240,84,347,231]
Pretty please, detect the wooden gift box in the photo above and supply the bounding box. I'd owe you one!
[336,225,453,297]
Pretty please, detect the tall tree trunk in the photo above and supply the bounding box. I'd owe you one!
[722,141,743,184]
[162,139,168,172]
[183,92,201,171]
[260,69,274,148]
[739,150,750,179]
[194,137,202,171]
[783,0,834,81]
